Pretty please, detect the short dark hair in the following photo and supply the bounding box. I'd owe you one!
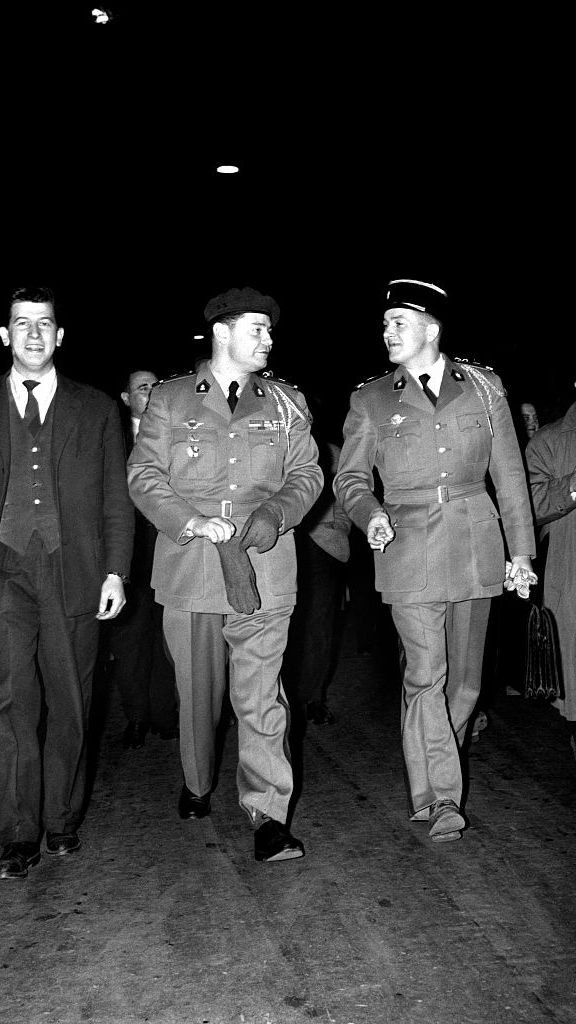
[213,312,247,331]
[8,286,58,323]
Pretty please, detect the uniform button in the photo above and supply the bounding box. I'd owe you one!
[229,484,238,490]
[438,447,446,454]
[32,446,39,452]
[435,423,441,431]
[32,464,39,470]
[395,431,400,437]
[34,499,41,505]
[229,432,237,438]
[440,471,448,478]
[229,457,237,464]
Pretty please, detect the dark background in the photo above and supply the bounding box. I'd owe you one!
[0,2,572,426]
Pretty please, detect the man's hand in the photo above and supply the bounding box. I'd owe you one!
[239,506,281,554]
[367,510,395,551]
[186,516,237,544]
[504,555,538,599]
[96,575,127,620]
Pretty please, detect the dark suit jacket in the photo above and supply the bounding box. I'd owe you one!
[0,371,134,616]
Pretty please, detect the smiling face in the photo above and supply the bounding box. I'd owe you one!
[383,306,440,371]
[1,300,64,378]
[219,312,273,375]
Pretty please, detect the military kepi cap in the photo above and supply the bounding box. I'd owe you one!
[384,278,448,322]
[204,287,280,327]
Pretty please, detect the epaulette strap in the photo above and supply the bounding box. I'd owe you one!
[156,369,196,386]
[354,369,393,391]
[260,370,299,391]
[453,356,495,372]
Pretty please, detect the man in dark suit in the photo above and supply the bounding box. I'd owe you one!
[0,286,134,880]
[108,369,178,750]
[128,287,323,862]
[335,279,536,843]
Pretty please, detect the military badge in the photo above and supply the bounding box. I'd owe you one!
[390,414,406,426]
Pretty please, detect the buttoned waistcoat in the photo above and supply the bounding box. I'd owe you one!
[334,357,535,604]
[127,362,323,612]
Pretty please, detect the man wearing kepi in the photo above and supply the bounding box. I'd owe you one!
[128,287,322,862]
[334,279,535,842]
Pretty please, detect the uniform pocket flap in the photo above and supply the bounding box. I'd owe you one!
[379,420,422,438]
[457,413,487,431]
[385,504,429,529]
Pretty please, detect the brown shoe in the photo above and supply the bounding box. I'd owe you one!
[0,841,41,879]
[429,800,465,843]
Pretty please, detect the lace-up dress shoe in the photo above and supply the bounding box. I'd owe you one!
[0,842,41,879]
[178,786,211,820]
[254,819,305,862]
[45,832,81,856]
[428,800,465,843]
[122,721,148,749]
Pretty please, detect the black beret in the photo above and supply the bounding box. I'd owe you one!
[384,278,448,322]
[204,287,280,327]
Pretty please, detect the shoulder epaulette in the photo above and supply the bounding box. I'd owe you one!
[354,369,393,391]
[260,370,299,391]
[155,369,197,387]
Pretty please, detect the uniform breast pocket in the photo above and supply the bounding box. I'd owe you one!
[378,420,425,473]
[248,437,282,480]
[170,427,219,480]
[457,412,490,462]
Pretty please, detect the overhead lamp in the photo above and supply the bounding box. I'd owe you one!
[193,335,205,340]
[216,165,239,174]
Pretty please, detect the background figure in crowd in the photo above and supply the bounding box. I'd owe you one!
[127,287,322,862]
[106,370,178,750]
[525,391,576,759]
[520,401,540,441]
[0,286,133,880]
[283,424,351,726]
[334,278,535,844]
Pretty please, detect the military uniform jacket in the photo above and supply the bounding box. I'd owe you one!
[127,361,323,612]
[334,356,535,603]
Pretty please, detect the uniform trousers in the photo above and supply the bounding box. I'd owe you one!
[391,597,491,818]
[163,605,294,824]
[0,534,100,843]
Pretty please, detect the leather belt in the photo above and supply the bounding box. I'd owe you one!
[384,482,487,505]
[193,500,262,519]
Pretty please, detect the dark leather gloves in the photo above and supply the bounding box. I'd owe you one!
[215,537,261,614]
[239,505,282,554]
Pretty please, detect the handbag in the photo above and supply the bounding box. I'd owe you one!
[524,599,563,700]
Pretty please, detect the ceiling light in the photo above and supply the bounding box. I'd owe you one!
[193,335,205,340]
[216,165,239,174]
[92,7,112,24]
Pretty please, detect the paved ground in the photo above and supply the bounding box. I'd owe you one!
[2,606,576,1024]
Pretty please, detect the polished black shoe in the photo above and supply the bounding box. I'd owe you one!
[305,700,336,726]
[150,723,179,740]
[45,831,81,856]
[178,786,211,820]
[122,721,148,749]
[254,819,305,862]
[0,841,41,880]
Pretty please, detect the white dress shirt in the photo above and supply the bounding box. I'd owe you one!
[9,367,57,423]
[407,354,445,399]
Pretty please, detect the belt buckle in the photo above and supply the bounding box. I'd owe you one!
[221,500,233,518]
[437,485,449,503]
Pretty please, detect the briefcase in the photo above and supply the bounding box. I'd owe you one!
[524,601,562,701]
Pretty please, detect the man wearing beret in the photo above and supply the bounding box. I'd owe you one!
[128,287,322,861]
[334,279,536,843]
